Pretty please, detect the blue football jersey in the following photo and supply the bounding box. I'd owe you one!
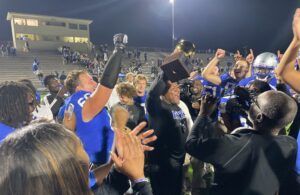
[296,131,300,175]
[238,75,277,89]
[134,91,148,107]
[220,73,239,96]
[65,90,114,165]
[195,76,221,98]
[0,122,15,143]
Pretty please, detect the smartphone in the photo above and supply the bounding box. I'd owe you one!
[65,103,74,120]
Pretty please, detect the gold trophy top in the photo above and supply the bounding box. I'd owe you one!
[174,39,196,58]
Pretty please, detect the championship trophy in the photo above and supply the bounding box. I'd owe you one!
[160,39,196,82]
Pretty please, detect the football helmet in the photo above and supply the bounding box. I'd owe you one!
[252,52,278,79]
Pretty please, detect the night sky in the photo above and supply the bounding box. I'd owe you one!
[0,0,299,54]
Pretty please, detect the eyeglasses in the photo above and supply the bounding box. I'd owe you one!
[251,96,263,114]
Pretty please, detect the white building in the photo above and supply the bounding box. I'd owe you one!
[6,12,93,52]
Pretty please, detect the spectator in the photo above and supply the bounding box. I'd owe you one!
[133,74,148,110]
[146,72,192,195]
[276,8,300,93]
[137,49,141,59]
[186,91,298,194]
[275,9,300,193]
[10,46,16,56]
[1,44,7,56]
[24,40,30,52]
[37,71,44,85]
[103,52,108,64]
[0,81,35,142]
[59,72,67,85]
[0,122,153,195]
[125,72,135,85]
[6,43,11,56]
[111,82,146,130]
[43,75,66,119]
[19,79,53,122]
[32,58,40,75]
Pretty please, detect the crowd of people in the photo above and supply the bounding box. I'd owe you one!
[0,42,16,57]
[2,9,300,195]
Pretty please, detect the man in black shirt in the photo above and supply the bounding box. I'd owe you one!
[43,75,66,119]
[186,91,298,195]
[146,72,189,195]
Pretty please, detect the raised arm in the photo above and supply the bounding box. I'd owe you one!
[82,34,127,122]
[185,95,219,160]
[185,95,236,166]
[146,72,168,115]
[275,9,300,93]
[201,49,226,85]
[245,49,254,78]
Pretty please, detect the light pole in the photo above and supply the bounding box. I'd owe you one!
[170,0,175,49]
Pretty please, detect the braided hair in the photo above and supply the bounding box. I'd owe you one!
[0,81,32,128]
[18,79,39,106]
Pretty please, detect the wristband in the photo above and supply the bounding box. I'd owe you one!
[100,50,122,89]
[132,177,149,186]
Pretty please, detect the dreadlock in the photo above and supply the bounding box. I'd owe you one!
[0,81,32,128]
[18,79,39,107]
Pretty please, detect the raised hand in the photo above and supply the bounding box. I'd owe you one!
[57,85,68,98]
[246,49,254,64]
[113,121,157,162]
[234,50,242,61]
[111,132,145,180]
[277,50,283,62]
[215,48,226,59]
[113,33,128,50]
[129,122,157,151]
[189,71,198,79]
[199,95,218,117]
[293,9,300,41]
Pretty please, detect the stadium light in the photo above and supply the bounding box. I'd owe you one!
[170,0,175,48]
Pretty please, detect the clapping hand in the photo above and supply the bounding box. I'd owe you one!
[129,122,157,151]
[293,9,300,42]
[110,122,157,181]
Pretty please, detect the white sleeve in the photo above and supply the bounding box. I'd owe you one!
[178,100,193,132]
[42,94,58,109]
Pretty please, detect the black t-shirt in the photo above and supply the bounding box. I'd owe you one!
[146,72,188,165]
[111,102,146,130]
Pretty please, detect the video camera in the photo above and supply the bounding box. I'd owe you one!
[225,86,258,115]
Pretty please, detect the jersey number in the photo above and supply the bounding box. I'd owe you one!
[77,93,90,107]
